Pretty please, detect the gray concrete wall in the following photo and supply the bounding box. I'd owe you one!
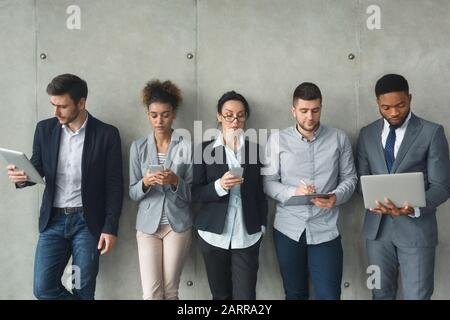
[0,0,449,299]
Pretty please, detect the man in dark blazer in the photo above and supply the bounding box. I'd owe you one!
[357,74,450,299]
[7,74,123,300]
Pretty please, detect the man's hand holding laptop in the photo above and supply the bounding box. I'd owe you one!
[370,197,414,216]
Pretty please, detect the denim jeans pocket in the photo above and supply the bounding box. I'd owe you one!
[77,211,87,224]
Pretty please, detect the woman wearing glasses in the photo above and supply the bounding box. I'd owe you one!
[129,80,193,300]
[192,91,268,300]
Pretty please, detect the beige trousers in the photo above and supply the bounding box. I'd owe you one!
[136,224,191,300]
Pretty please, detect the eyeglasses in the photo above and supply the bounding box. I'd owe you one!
[221,114,247,122]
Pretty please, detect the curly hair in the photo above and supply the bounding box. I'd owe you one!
[142,80,182,111]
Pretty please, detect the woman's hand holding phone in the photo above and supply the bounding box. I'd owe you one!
[155,169,179,187]
[220,171,244,190]
[143,171,160,188]
[143,165,164,188]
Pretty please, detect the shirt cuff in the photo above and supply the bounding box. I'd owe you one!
[214,179,229,197]
[170,179,179,193]
[408,207,421,218]
[141,180,152,195]
[288,186,297,198]
[331,190,342,206]
[281,186,297,204]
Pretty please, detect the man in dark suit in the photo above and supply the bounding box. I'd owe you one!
[357,74,450,299]
[7,74,123,299]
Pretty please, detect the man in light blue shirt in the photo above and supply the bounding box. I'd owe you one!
[263,82,357,300]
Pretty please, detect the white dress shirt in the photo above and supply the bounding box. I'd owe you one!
[197,133,263,249]
[381,112,420,218]
[53,115,88,208]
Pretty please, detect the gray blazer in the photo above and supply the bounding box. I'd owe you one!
[129,130,193,234]
[356,113,450,247]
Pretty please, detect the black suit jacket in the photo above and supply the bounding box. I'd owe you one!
[192,139,268,235]
[20,113,123,239]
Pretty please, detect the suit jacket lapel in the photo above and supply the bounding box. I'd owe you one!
[241,140,249,171]
[212,145,228,177]
[82,114,96,183]
[164,141,176,170]
[164,132,182,170]
[147,133,159,166]
[391,113,422,173]
[372,119,389,174]
[51,122,62,180]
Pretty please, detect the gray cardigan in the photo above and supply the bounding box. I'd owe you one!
[129,130,193,234]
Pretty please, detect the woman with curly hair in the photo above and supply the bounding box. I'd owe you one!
[129,80,193,300]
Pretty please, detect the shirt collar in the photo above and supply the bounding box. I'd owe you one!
[62,113,88,135]
[170,129,183,142]
[383,111,411,131]
[293,123,323,142]
[213,131,245,151]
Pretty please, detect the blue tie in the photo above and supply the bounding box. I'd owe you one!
[384,125,397,173]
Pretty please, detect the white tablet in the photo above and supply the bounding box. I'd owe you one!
[0,147,45,184]
[360,172,425,209]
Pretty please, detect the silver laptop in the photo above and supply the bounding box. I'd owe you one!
[360,172,425,209]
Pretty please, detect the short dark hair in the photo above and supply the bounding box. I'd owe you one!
[375,74,409,98]
[293,82,322,105]
[217,91,250,118]
[142,79,182,111]
[46,74,88,104]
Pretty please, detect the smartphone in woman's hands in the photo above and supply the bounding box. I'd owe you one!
[229,167,244,178]
[148,164,164,174]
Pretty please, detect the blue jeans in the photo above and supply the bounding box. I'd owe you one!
[273,228,343,300]
[33,210,100,300]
